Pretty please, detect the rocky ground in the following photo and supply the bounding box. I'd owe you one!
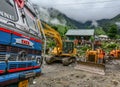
[31,60,120,87]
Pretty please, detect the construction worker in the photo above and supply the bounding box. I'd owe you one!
[74,39,78,46]
[97,48,105,64]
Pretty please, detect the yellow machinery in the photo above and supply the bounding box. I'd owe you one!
[75,49,106,75]
[109,49,120,59]
[38,21,77,66]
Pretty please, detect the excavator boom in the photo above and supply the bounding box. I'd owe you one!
[41,22,63,55]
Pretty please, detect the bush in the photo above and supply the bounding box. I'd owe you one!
[77,45,91,56]
[106,43,117,49]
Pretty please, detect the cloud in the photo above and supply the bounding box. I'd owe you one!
[30,0,120,22]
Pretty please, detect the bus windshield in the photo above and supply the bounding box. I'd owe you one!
[24,7,39,33]
[0,0,18,21]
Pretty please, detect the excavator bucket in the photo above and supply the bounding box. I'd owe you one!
[74,61,105,75]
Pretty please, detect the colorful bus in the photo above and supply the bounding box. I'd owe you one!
[0,0,43,87]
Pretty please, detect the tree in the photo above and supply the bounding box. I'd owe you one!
[95,27,106,35]
[108,24,117,39]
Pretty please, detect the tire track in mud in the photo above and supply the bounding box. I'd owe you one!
[31,61,120,87]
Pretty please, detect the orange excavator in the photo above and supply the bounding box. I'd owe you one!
[109,48,120,59]
[38,21,77,66]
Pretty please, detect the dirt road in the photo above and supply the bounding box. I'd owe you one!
[31,60,120,87]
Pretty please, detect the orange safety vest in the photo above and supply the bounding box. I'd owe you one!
[74,39,78,45]
[98,49,104,59]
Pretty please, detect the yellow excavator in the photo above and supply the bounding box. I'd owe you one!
[38,20,77,66]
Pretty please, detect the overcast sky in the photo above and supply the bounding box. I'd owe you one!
[30,0,120,22]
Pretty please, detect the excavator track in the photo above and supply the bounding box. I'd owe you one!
[62,57,76,66]
[74,61,105,75]
[45,55,76,66]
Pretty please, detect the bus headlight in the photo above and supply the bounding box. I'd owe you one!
[36,56,43,66]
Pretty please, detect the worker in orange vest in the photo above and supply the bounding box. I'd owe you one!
[97,48,105,64]
[74,39,78,46]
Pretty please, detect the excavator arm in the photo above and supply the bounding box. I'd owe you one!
[41,22,63,55]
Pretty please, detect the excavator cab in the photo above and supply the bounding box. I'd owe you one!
[63,41,74,54]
